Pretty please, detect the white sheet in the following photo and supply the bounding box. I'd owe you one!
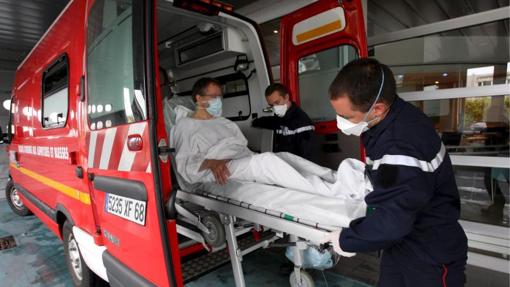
[200,180,367,228]
[172,115,372,198]
[168,105,371,227]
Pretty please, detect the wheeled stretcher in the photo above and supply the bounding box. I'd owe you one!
[169,185,348,287]
[164,104,364,286]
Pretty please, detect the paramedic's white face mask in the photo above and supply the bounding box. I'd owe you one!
[273,104,288,117]
[336,67,385,137]
[336,114,378,136]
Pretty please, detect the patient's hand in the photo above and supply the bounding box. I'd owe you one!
[200,159,231,185]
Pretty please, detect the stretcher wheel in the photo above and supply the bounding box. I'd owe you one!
[289,270,314,287]
[201,214,225,248]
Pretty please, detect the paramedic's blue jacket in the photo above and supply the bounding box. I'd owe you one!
[339,97,468,265]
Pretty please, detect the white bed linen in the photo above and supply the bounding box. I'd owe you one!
[199,179,367,228]
[166,104,370,227]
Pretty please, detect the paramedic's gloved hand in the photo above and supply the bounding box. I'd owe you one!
[326,230,356,257]
[200,159,231,185]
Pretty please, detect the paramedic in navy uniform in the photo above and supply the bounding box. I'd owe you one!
[252,83,315,160]
[327,58,468,287]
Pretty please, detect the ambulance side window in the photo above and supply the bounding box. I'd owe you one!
[86,0,146,130]
[42,55,69,128]
[217,73,251,121]
[298,45,358,122]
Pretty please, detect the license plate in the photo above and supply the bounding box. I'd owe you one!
[105,193,146,226]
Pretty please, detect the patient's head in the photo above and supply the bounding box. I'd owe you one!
[192,77,223,118]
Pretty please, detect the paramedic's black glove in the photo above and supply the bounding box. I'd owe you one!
[200,159,231,185]
[252,116,279,130]
[251,117,263,128]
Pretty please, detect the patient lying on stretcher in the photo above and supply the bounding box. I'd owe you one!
[171,78,372,200]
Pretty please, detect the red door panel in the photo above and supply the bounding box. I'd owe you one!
[280,0,367,134]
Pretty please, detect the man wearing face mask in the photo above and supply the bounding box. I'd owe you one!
[252,83,315,160]
[173,77,248,186]
[327,59,467,287]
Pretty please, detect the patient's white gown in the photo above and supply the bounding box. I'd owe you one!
[173,116,371,200]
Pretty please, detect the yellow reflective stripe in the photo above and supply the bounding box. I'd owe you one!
[296,20,342,44]
[10,164,91,205]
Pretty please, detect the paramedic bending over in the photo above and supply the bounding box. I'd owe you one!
[327,59,467,287]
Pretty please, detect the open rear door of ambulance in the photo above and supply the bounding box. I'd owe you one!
[280,0,368,168]
[84,0,181,286]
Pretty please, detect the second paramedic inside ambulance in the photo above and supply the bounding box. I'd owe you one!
[252,83,315,160]
[328,59,468,287]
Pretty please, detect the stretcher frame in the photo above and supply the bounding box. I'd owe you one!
[175,188,340,287]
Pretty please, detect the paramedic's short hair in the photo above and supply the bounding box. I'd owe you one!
[265,83,289,98]
[329,58,396,112]
[191,77,222,102]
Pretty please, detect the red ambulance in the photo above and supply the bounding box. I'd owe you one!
[5,0,367,286]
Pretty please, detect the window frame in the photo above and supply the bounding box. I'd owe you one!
[296,44,359,122]
[216,72,251,122]
[41,53,69,129]
[85,0,147,130]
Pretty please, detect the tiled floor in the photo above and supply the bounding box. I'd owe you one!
[0,200,73,286]
[0,199,369,287]
[2,197,509,286]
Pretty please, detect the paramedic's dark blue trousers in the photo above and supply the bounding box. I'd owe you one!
[378,250,466,287]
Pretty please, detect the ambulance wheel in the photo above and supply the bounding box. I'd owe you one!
[202,214,225,248]
[63,221,105,287]
[289,270,315,287]
[5,180,32,216]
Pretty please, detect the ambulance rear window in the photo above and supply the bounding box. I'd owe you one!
[86,0,146,130]
[42,55,68,128]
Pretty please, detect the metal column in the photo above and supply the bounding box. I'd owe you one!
[222,214,246,287]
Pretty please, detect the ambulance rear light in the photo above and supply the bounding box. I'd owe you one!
[127,134,143,151]
[173,0,233,16]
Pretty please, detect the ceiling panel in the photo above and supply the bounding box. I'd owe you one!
[0,0,69,71]
[367,0,510,36]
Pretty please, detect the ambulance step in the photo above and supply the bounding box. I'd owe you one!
[181,231,275,283]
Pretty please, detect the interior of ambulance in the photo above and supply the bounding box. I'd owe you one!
[155,0,362,171]
[156,0,271,154]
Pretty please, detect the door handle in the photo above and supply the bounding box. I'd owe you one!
[75,166,84,179]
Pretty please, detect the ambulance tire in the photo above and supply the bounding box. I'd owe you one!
[202,214,225,248]
[5,180,32,216]
[63,221,106,287]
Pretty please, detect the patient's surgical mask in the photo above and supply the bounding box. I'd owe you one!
[273,104,288,117]
[205,97,222,117]
[336,68,385,136]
